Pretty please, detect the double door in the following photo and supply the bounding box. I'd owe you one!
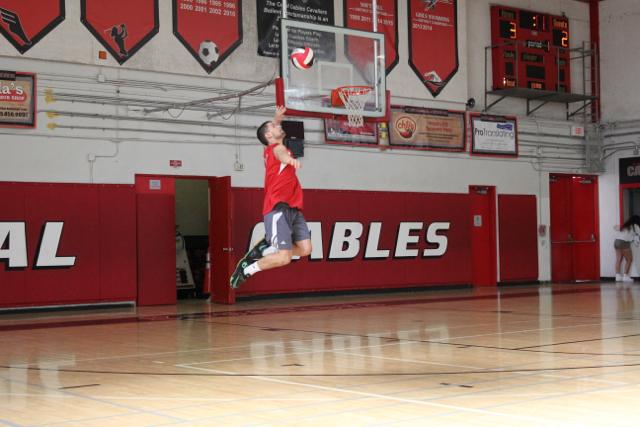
[550,174,599,282]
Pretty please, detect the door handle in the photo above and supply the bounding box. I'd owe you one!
[222,247,234,252]
[567,233,573,241]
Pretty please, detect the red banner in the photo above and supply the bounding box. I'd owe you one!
[232,188,472,296]
[344,0,398,74]
[408,0,458,97]
[81,0,159,64]
[0,0,64,54]
[173,0,242,74]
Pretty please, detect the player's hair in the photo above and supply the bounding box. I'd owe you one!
[257,121,271,146]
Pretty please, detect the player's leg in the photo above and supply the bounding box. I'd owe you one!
[230,208,293,288]
[290,209,312,258]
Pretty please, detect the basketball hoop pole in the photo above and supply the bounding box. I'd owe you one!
[372,0,380,110]
[282,0,287,19]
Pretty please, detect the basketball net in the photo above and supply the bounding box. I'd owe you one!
[337,86,372,128]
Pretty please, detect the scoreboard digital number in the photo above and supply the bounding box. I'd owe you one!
[491,5,570,93]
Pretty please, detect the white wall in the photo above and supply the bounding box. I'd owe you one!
[600,0,640,122]
[598,0,640,277]
[0,0,603,282]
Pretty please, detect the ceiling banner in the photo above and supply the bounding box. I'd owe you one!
[408,0,458,97]
[173,0,242,74]
[81,0,159,65]
[0,0,65,54]
[344,0,398,74]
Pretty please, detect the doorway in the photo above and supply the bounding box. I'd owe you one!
[550,174,600,282]
[136,175,233,306]
[469,185,497,286]
[175,178,210,299]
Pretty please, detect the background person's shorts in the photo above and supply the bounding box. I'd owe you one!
[615,239,631,250]
[264,203,311,250]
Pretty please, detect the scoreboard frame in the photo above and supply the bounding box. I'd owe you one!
[490,5,570,93]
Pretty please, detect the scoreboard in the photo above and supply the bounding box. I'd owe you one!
[490,5,570,93]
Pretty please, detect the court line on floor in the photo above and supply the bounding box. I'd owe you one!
[171,364,559,426]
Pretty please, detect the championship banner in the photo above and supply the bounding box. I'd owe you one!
[0,71,35,128]
[390,107,464,151]
[408,0,458,97]
[257,0,334,58]
[470,115,518,156]
[344,0,398,74]
[0,0,65,54]
[325,118,378,146]
[81,0,159,65]
[173,0,242,74]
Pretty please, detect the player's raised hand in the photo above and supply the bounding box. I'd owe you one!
[274,106,287,124]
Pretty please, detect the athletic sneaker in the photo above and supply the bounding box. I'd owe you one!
[230,258,251,289]
[229,238,269,289]
[245,237,270,263]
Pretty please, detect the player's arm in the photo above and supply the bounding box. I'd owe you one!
[273,106,286,126]
[273,144,300,169]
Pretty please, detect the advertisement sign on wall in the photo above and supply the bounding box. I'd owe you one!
[324,118,378,146]
[619,157,640,185]
[389,107,465,151]
[0,71,36,128]
[470,115,518,156]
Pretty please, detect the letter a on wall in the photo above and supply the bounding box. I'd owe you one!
[408,0,458,97]
[0,0,65,54]
[173,0,242,74]
[81,0,159,65]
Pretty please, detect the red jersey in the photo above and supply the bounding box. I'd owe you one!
[262,144,304,215]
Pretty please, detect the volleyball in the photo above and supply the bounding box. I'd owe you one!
[290,47,315,70]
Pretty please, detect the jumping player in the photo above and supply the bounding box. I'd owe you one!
[230,106,312,288]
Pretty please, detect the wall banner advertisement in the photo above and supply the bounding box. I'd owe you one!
[0,71,35,128]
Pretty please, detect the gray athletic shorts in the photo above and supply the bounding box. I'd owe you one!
[615,239,631,250]
[264,203,311,250]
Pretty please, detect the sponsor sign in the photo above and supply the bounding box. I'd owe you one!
[619,157,640,185]
[173,0,242,73]
[81,0,159,64]
[470,115,518,156]
[256,0,334,58]
[344,0,398,73]
[389,107,465,150]
[0,71,35,128]
[0,0,65,54]
[324,118,378,146]
[408,0,458,97]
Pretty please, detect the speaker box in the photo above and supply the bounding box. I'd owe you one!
[282,120,304,158]
[282,120,304,140]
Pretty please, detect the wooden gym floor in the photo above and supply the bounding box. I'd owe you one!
[1,282,640,426]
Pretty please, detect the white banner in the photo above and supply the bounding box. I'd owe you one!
[471,116,517,156]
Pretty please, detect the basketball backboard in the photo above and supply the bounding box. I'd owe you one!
[276,19,387,121]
